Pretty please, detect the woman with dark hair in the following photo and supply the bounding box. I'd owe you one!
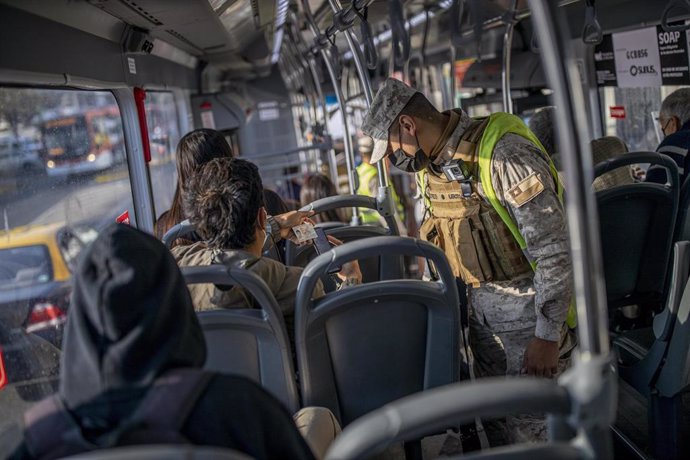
[299,174,348,224]
[154,129,306,248]
[154,129,232,242]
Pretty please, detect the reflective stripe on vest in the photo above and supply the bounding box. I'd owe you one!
[476,112,575,328]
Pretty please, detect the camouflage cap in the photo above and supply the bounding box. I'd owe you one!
[361,78,418,163]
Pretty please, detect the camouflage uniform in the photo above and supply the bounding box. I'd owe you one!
[361,78,576,446]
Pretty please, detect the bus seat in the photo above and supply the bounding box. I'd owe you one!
[162,220,195,248]
[286,225,404,292]
[613,240,690,460]
[181,264,299,414]
[62,446,252,459]
[613,241,690,395]
[674,177,690,242]
[300,194,401,237]
[324,378,576,460]
[594,152,679,315]
[294,236,459,426]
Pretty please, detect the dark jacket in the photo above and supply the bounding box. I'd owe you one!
[0,224,314,460]
[647,120,690,185]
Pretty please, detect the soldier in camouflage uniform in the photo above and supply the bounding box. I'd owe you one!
[360,78,576,446]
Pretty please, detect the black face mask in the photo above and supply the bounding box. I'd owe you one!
[390,131,429,173]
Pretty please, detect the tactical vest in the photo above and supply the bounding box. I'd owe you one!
[419,116,534,287]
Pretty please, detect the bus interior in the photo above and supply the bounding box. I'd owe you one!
[1,0,689,458]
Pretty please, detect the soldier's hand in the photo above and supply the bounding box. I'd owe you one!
[522,337,559,378]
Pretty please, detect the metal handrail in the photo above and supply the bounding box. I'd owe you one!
[247,142,332,160]
[302,0,361,221]
[501,0,518,113]
[528,0,609,357]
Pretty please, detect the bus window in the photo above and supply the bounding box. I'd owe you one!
[145,91,180,217]
[600,86,687,152]
[0,87,134,432]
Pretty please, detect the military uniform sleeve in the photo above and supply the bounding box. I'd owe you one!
[491,134,573,342]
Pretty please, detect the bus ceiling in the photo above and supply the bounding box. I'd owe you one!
[1,0,690,92]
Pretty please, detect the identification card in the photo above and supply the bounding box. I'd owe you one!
[292,223,317,243]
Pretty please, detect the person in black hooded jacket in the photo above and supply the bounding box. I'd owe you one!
[0,224,316,460]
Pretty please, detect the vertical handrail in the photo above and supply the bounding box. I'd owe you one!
[449,47,457,110]
[302,0,361,223]
[526,0,609,357]
[111,88,154,232]
[308,57,339,185]
[501,0,518,114]
[528,3,614,458]
[327,0,390,189]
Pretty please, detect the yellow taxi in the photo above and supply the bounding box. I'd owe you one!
[0,223,97,347]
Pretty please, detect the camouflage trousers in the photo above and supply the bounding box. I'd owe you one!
[468,277,577,446]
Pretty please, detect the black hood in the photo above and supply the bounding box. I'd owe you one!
[59,223,206,410]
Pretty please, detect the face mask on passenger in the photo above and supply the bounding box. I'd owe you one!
[390,127,429,173]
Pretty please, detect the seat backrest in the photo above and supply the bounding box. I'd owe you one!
[654,241,690,341]
[162,220,195,248]
[324,378,573,460]
[295,236,459,425]
[674,177,690,242]
[181,264,299,413]
[656,260,690,398]
[594,152,679,309]
[300,194,401,236]
[286,225,404,292]
[62,446,253,460]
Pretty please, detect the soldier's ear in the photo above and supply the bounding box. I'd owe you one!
[398,115,417,136]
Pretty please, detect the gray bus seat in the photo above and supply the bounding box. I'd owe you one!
[181,264,299,413]
[614,242,690,392]
[286,225,404,292]
[294,236,460,426]
[594,152,679,316]
[62,446,252,459]
[286,195,405,291]
[611,241,690,459]
[300,194,401,236]
[674,177,690,242]
[162,219,195,248]
[324,378,576,460]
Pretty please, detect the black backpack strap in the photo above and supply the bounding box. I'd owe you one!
[114,368,214,445]
[24,395,93,459]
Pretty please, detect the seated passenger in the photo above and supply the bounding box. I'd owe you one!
[647,88,690,184]
[300,173,349,224]
[529,106,633,190]
[590,136,635,192]
[0,224,334,460]
[154,129,302,247]
[172,157,361,314]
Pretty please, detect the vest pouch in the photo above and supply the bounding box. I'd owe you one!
[446,217,488,287]
[478,208,532,280]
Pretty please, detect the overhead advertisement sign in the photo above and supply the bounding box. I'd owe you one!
[659,29,689,85]
[594,25,690,87]
[613,27,662,87]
